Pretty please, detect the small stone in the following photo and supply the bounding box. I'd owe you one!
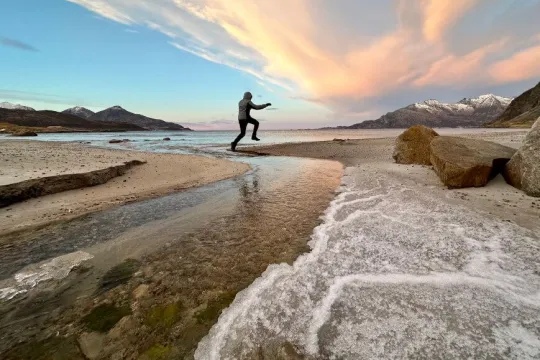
[106,316,135,340]
[133,284,150,300]
[78,332,105,360]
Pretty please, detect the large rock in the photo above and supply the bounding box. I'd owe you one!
[393,125,439,165]
[504,117,540,196]
[430,136,516,188]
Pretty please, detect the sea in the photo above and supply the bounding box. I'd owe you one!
[0,127,523,155]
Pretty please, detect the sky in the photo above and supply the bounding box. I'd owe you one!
[1,0,539,130]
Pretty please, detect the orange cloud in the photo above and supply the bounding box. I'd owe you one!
[489,44,540,83]
[67,0,540,114]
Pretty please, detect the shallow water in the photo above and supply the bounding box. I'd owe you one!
[0,152,343,357]
[196,165,540,359]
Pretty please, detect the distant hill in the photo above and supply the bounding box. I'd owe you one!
[323,94,512,129]
[89,106,191,131]
[62,106,95,119]
[0,108,144,132]
[485,81,540,128]
[0,102,35,111]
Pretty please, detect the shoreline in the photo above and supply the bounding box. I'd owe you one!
[0,141,250,236]
[240,130,539,231]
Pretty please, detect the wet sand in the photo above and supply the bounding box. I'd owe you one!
[0,141,250,235]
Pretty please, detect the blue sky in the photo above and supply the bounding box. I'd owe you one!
[1,0,539,130]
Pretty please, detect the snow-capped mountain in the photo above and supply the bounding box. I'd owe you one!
[62,106,95,119]
[343,94,513,129]
[0,101,35,111]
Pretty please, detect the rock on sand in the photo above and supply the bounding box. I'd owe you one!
[430,136,516,188]
[11,131,37,137]
[504,117,540,197]
[393,125,439,165]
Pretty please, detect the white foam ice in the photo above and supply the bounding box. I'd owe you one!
[0,251,93,300]
[195,166,540,359]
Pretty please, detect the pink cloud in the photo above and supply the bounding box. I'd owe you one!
[413,39,508,87]
[489,44,540,83]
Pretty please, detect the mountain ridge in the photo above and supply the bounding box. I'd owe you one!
[485,82,540,128]
[62,106,95,119]
[0,108,144,132]
[88,105,191,131]
[322,94,513,129]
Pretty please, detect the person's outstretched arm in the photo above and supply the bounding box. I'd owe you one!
[249,101,271,110]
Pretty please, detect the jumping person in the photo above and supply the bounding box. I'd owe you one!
[231,92,271,151]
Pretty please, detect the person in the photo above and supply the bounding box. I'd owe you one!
[231,92,271,151]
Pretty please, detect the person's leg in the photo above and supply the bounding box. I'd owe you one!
[231,120,247,151]
[248,118,260,140]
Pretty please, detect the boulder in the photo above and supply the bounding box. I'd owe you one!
[430,136,516,188]
[504,117,540,196]
[11,130,38,137]
[393,125,439,165]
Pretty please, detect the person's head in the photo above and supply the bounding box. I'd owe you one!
[243,91,253,100]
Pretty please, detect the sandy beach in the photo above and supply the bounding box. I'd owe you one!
[0,141,250,235]
[1,129,539,359]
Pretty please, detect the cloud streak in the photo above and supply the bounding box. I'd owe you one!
[0,37,39,52]
[65,0,540,117]
[0,89,92,107]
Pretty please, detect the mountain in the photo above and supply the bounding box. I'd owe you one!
[327,94,512,129]
[89,106,191,131]
[0,101,35,111]
[0,108,144,132]
[62,106,95,119]
[485,81,540,128]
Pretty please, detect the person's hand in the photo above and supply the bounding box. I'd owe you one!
[266,103,272,107]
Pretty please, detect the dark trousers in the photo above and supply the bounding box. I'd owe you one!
[232,118,259,145]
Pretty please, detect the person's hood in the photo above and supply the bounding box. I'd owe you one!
[243,92,253,100]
